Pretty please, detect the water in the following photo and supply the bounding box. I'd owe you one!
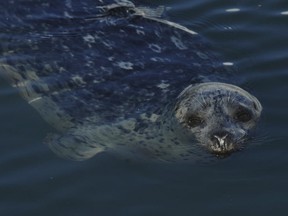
[0,0,288,215]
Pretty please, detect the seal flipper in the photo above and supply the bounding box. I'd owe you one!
[0,63,75,131]
[45,131,105,161]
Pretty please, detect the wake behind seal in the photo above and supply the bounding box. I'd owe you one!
[0,0,262,162]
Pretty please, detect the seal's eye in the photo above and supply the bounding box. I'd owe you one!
[234,109,252,123]
[186,114,203,128]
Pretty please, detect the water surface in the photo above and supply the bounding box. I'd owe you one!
[1,0,288,215]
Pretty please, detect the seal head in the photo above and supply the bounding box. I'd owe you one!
[175,82,262,155]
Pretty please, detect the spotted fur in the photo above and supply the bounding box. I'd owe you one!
[0,0,262,162]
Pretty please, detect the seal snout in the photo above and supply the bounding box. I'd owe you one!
[175,82,262,159]
[209,131,235,154]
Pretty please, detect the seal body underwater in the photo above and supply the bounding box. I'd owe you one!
[0,0,262,162]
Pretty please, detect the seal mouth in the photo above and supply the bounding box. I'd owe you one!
[209,143,235,155]
[208,134,238,156]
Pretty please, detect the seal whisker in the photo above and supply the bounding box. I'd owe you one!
[200,89,208,107]
[227,91,232,104]
[194,96,206,108]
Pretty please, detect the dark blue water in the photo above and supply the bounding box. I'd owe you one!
[1,0,288,215]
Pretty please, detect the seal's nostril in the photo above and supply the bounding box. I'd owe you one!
[214,134,228,145]
[210,131,232,147]
[213,131,230,139]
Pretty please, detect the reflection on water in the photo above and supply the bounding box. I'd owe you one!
[0,0,288,215]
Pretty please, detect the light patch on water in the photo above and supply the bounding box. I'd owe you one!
[117,61,134,70]
[83,34,95,43]
[223,26,233,30]
[223,62,234,66]
[171,36,187,50]
[281,11,288,15]
[149,44,162,53]
[226,8,240,12]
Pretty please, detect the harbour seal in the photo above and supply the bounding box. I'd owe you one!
[0,0,262,162]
